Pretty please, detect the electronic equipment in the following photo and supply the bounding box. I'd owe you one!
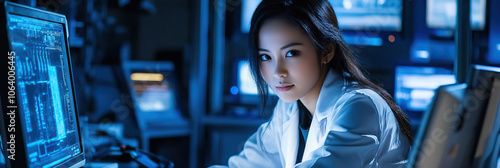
[241,0,261,33]
[241,0,403,33]
[238,60,259,95]
[329,0,403,31]
[426,0,486,30]
[486,0,500,65]
[122,61,189,150]
[408,65,500,168]
[395,65,456,113]
[236,60,275,104]
[122,61,187,129]
[0,2,85,167]
[407,83,466,168]
[120,145,174,168]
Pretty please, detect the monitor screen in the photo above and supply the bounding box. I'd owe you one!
[130,71,178,114]
[123,61,187,130]
[487,33,500,65]
[426,0,486,30]
[3,3,84,167]
[395,66,456,112]
[238,61,258,95]
[241,0,261,33]
[329,0,403,31]
[237,60,274,95]
[241,0,403,33]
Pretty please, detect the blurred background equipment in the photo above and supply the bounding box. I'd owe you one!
[394,65,456,132]
[0,0,499,167]
[122,61,189,151]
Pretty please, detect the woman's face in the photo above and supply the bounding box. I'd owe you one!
[258,18,324,102]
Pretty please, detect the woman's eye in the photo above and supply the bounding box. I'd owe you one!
[259,54,271,61]
[286,50,300,57]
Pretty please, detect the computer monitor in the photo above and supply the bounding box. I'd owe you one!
[241,0,403,33]
[0,2,85,168]
[241,0,261,33]
[466,65,500,168]
[406,83,466,168]
[329,0,403,31]
[122,61,187,130]
[238,60,258,95]
[473,77,500,168]
[408,65,500,168]
[426,0,486,30]
[395,65,456,113]
[486,2,500,66]
[122,61,189,150]
[236,60,275,103]
[486,35,500,65]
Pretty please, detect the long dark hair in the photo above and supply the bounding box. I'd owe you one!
[248,0,412,142]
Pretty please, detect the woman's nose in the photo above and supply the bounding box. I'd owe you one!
[273,59,288,79]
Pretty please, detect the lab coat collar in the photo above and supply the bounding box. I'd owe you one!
[280,69,346,168]
[300,69,347,162]
[281,105,299,168]
[313,69,347,121]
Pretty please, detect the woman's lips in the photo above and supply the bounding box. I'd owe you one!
[275,83,294,92]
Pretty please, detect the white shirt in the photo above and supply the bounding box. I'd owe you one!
[218,69,411,168]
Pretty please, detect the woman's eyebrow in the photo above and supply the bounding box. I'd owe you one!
[280,42,303,50]
[258,42,304,52]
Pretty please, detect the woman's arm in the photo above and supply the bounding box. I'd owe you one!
[212,102,285,168]
[226,121,282,168]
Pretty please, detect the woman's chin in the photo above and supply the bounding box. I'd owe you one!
[277,94,298,103]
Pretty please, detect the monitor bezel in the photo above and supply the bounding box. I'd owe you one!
[406,83,467,167]
[438,65,500,167]
[0,2,85,168]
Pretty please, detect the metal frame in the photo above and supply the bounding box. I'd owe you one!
[189,0,209,167]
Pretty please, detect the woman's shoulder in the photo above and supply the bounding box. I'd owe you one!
[323,88,383,135]
[334,87,399,130]
[334,88,381,117]
[331,88,394,124]
[336,87,389,111]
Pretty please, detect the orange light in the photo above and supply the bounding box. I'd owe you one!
[388,35,395,43]
[131,73,164,81]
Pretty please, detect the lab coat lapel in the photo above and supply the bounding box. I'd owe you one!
[280,103,299,168]
[302,115,326,161]
[302,69,346,161]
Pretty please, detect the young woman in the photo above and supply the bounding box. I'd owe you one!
[223,0,412,167]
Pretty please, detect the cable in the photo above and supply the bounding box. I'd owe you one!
[120,145,174,168]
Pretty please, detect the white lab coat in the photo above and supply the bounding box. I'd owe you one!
[219,69,411,168]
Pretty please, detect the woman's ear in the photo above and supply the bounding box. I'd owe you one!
[322,44,335,64]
